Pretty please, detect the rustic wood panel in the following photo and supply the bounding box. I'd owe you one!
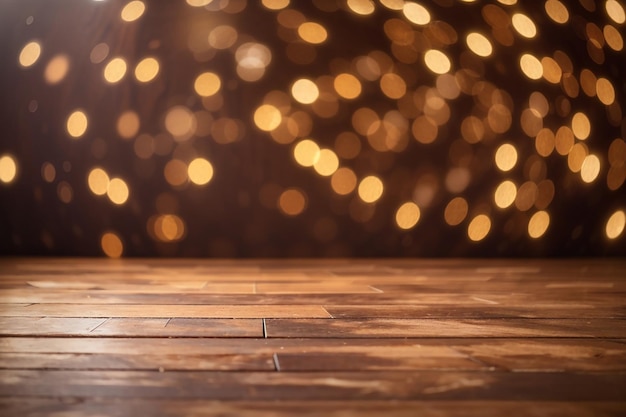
[1,370,625,401]
[0,352,274,371]
[0,304,331,318]
[265,318,626,338]
[1,398,624,417]
[0,258,625,415]
[325,305,626,319]
[0,318,263,337]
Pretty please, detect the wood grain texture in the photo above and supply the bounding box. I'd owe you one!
[1,398,624,417]
[0,258,625,416]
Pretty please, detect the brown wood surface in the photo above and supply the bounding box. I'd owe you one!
[0,258,625,416]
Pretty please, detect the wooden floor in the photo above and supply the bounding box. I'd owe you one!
[0,258,625,416]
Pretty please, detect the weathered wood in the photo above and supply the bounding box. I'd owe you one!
[0,318,263,337]
[0,304,331,319]
[0,352,275,371]
[1,370,625,401]
[0,258,625,415]
[265,318,626,338]
[1,398,624,417]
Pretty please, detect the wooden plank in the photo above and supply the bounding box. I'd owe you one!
[2,291,623,311]
[274,353,487,371]
[1,337,624,372]
[0,318,263,337]
[23,281,256,293]
[447,339,626,372]
[92,318,264,337]
[265,318,626,338]
[0,318,108,336]
[0,353,274,371]
[255,282,379,294]
[1,370,625,401]
[0,398,624,417]
[0,304,331,319]
[325,305,626,319]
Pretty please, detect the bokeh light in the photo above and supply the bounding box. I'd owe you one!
[187,158,214,186]
[104,57,127,83]
[3,0,624,257]
[606,210,625,239]
[0,155,18,184]
[66,110,88,138]
[134,57,160,83]
[395,202,421,230]
[101,232,123,258]
[18,41,41,68]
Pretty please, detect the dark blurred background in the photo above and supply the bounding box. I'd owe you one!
[0,0,624,257]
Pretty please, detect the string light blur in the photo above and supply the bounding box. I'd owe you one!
[1,0,624,257]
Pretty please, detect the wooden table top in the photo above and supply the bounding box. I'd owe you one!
[1,257,625,416]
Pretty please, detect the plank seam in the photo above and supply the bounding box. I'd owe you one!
[88,318,109,333]
[273,353,281,372]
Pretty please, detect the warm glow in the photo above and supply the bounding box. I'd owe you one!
[187,158,214,185]
[545,0,569,23]
[512,13,537,38]
[466,33,493,57]
[528,210,550,238]
[104,57,127,83]
[262,0,289,10]
[468,214,491,242]
[254,104,282,132]
[596,78,615,105]
[520,54,543,80]
[294,139,321,167]
[606,0,626,24]
[44,54,70,84]
[347,0,375,15]
[495,180,517,209]
[572,112,591,140]
[66,110,88,138]
[380,73,406,99]
[395,202,420,230]
[298,22,328,44]
[580,154,600,183]
[403,2,430,25]
[0,155,17,184]
[236,42,272,82]
[194,72,221,97]
[278,189,306,216]
[424,50,451,74]
[495,144,518,172]
[134,57,159,83]
[209,26,238,49]
[291,79,319,104]
[604,25,624,51]
[358,176,384,203]
[165,106,196,139]
[153,214,186,242]
[107,178,130,205]
[101,232,123,258]
[540,57,561,85]
[164,159,188,186]
[186,0,213,6]
[18,41,41,68]
[121,1,145,22]
[116,111,140,139]
[331,167,357,195]
[334,73,362,100]
[313,149,339,177]
[444,197,468,226]
[88,168,110,196]
[606,210,625,239]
